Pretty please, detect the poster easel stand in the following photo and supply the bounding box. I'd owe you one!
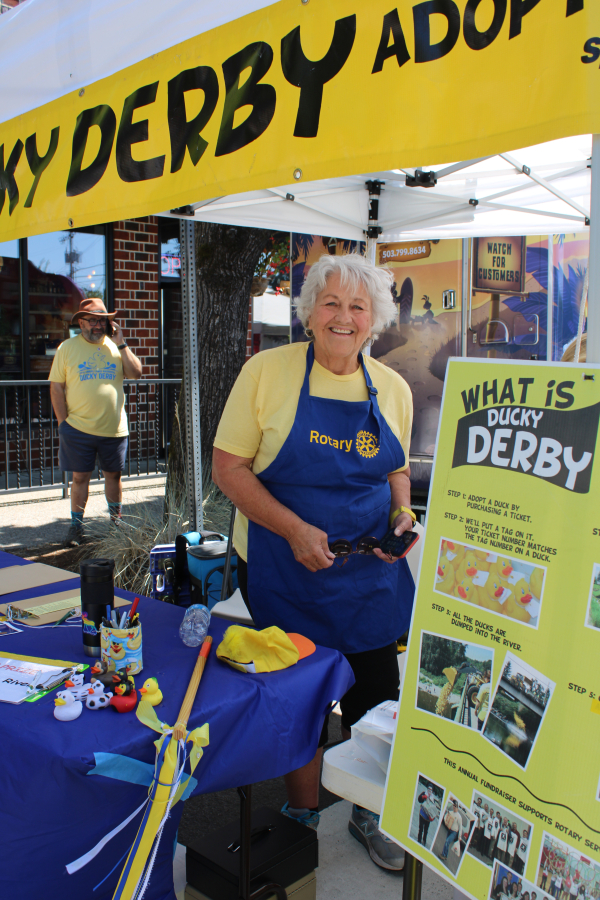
[402,852,422,900]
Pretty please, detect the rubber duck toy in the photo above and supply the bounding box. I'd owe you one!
[443,541,465,570]
[90,658,116,691]
[86,681,113,710]
[478,572,508,614]
[504,578,532,624]
[457,549,490,583]
[530,567,544,600]
[54,689,83,721]
[435,555,456,595]
[64,671,93,702]
[454,574,478,604]
[139,677,162,707]
[109,676,138,713]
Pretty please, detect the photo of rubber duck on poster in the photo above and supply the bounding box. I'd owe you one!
[584,563,600,632]
[482,652,555,771]
[434,538,547,628]
[416,631,494,732]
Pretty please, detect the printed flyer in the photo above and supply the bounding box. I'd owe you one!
[382,358,600,900]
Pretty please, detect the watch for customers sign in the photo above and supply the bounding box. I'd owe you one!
[0,0,598,241]
[473,237,525,294]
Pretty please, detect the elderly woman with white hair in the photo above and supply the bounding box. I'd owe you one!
[213,253,414,870]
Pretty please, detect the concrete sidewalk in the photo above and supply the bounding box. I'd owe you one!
[0,476,166,550]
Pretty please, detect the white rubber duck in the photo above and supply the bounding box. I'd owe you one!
[85,681,113,710]
[64,672,94,702]
[54,689,83,721]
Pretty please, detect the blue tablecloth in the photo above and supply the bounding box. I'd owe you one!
[1,555,354,900]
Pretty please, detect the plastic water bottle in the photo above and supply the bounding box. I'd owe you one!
[179,604,211,647]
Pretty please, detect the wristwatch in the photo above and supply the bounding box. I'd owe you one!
[390,506,417,526]
[117,342,128,350]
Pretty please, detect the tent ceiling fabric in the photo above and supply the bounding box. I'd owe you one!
[163,135,592,240]
[0,0,276,122]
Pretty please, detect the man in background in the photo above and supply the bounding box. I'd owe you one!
[49,298,142,546]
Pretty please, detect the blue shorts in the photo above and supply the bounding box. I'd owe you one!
[58,421,128,474]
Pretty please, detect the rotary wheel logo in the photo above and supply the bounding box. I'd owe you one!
[356,430,379,458]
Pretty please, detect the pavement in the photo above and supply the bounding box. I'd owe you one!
[174,800,455,900]
[0,476,166,550]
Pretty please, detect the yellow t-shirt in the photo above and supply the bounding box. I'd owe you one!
[214,342,413,561]
[48,334,128,437]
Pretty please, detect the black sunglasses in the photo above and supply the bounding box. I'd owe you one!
[328,536,381,567]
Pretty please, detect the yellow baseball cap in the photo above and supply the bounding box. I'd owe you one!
[216,625,316,673]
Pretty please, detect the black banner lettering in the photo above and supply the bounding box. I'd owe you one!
[372,8,411,73]
[464,0,507,50]
[413,0,461,63]
[281,16,356,139]
[116,83,165,183]
[67,105,117,197]
[452,403,600,493]
[509,0,542,39]
[0,139,24,216]
[24,128,60,208]
[566,0,584,16]
[215,42,276,157]
[168,66,219,174]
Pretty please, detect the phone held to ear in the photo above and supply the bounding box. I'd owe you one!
[106,320,114,336]
[379,527,420,559]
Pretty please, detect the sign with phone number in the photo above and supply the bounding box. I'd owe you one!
[378,242,431,264]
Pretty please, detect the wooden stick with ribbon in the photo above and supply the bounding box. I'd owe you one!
[173,636,212,740]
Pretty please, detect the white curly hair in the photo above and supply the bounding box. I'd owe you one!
[295,253,397,346]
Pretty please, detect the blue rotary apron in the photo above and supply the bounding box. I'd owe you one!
[247,343,415,654]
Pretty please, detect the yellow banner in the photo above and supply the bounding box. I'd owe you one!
[0,0,598,241]
[383,357,600,899]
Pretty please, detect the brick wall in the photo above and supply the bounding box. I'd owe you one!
[114,217,160,378]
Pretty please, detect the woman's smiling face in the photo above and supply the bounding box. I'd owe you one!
[308,272,373,372]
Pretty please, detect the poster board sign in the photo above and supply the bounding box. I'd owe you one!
[381,358,600,900]
[473,237,526,294]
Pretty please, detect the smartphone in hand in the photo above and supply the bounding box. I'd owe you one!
[106,320,115,336]
[379,527,420,559]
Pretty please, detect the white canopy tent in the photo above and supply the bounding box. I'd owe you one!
[161,134,593,241]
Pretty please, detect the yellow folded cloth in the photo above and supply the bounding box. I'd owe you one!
[217,625,301,673]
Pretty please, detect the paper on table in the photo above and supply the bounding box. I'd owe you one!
[0,562,78,596]
[0,592,131,626]
[0,657,74,704]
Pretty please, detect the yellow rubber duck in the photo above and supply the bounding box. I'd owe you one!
[477,573,507,614]
[529,567,544,600]
[435,554,456,595]
[454,574,478,604]
[442,540,465,570]
[504,578,532,623]
[456,549,490,583]
[138,677,162,707]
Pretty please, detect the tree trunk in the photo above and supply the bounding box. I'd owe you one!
[166,222,273,512]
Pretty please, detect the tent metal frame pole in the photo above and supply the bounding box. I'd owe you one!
[461,238,470,357]
[588,135,600,364]
[402,852,422,900]
[547,235,554,362]
[180,218,203,531]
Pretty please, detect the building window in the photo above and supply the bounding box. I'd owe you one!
[0,240,21,380]
[0,225,109,379]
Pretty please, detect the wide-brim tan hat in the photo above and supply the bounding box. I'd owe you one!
[71,298,117,325]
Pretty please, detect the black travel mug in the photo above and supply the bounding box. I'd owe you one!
[80,558,115,657]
